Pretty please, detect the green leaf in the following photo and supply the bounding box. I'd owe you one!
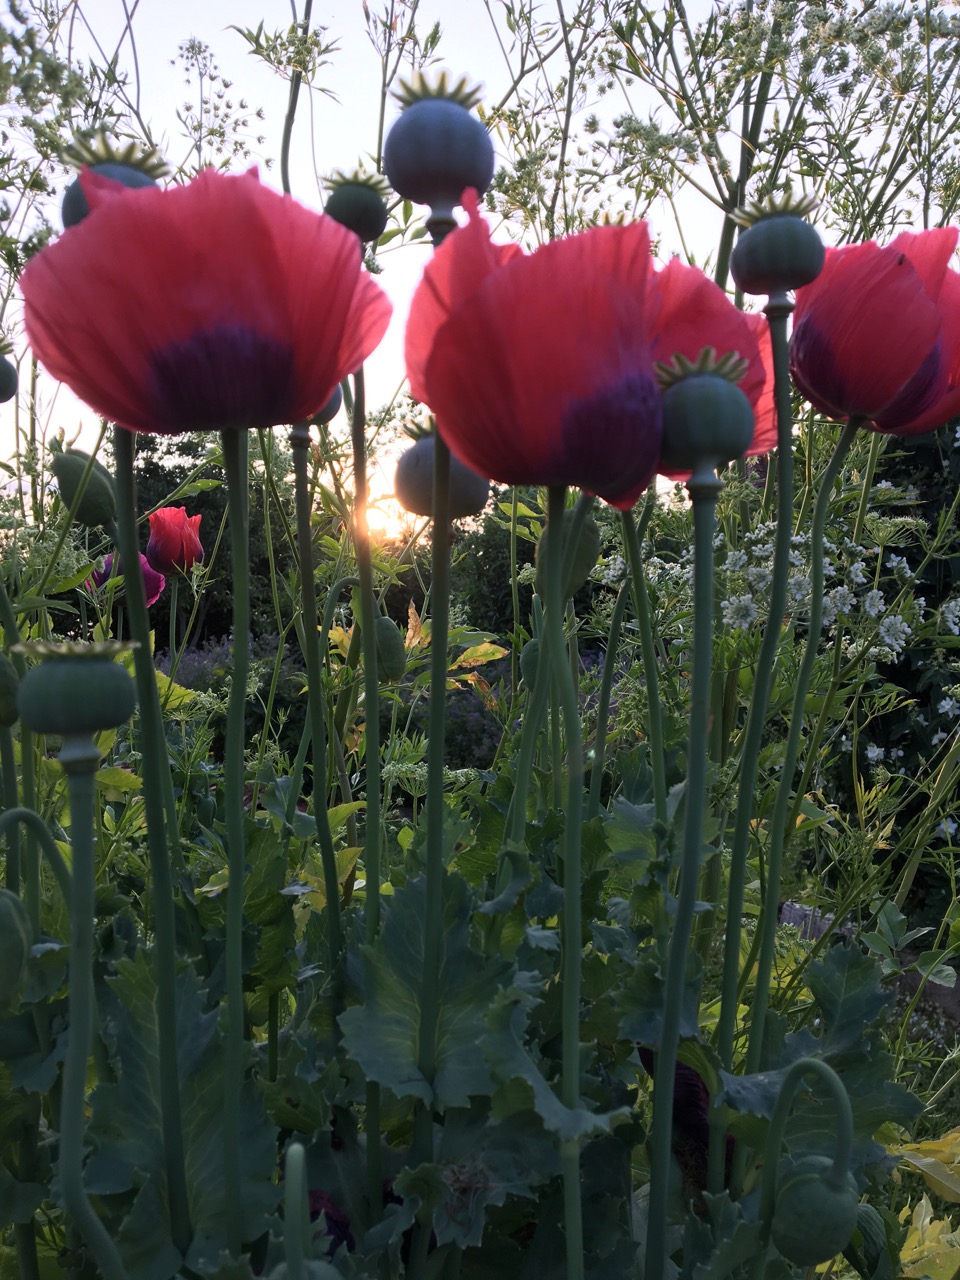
[482,988,631,1142]
[86,953,279,1277]
[0,1162,44,1226]
[615,943,702,1046]
[339,873,512,1110]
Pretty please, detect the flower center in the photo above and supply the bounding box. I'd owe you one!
[559,372,663,498]
[150,325,297,431]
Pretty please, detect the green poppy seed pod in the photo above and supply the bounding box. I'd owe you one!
[658,375,755,490]
[771,1155,859,1266]
[325,182,389,243]
[0,354,18,403]
[534,511,601,601]
[0,889,32,1008]
[731,214,825,296]
[384,77,494,222]
[62,163,158,228]
[394,435,490,519]
[17,656,136,736]
[51,448,117,528]
[374,615,407,683]
[0,652,20,727]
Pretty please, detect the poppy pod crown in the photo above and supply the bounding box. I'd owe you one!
[21,167,392,436]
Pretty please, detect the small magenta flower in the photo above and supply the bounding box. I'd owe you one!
[90,553,165,608]
[145,506,203,575]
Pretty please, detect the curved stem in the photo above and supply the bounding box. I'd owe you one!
[756,1056,855,1248]
[220,429,252,1257]
[59,741,129,1280]
[645,471,720,1280]
[279,0,313,195]
[745,421,859,1075]
[0,807,71,901]
[111,429,191,1254]
[1,726,21,893]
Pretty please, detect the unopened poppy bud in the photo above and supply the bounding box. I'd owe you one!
[534,511,601,601]
[51,448,117,528]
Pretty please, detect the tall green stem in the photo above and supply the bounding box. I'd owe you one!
[59,739,128,1280]
[544,486,586,1280]
[715,292,796,1087]
[347,369,385,1213]
[621,502,667,826]
[111,428,191,1253]
[289,423,343,973]
[220,429,252,1256]
[745,420,859,1074]
[645,472,720,1280]
[585,580,629,821]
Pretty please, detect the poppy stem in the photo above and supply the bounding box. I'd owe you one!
[585,579,629,821]
[621,499,668,828]
[714,290,797,1136]
[111,428,192,1255]
[645,469,720,1280]
[58,742,129,1280]
[744,418,859,1076]
[347,368,386,1214]
[220,428,252,1256]
[289,423,344,971]
[544,485,585,1280]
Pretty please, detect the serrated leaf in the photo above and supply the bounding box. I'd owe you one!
[339,873,512,1110]
[86,953,279,1276]
[482,988,631,1141]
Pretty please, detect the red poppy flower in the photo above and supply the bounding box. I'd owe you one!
[791,227,960,434]
[21,168,392,435]
[89,553,166,608]
[406,194,773,505]
[405,190,663,509]
[145,506,204,575]
[649,258,775,480]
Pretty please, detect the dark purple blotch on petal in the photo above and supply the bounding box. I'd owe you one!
[150,325,298,432]
[559,373,662,499]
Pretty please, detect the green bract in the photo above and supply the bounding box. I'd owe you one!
[771,1155,859,1265]
[51,448,118,528]
[731,214,825,296]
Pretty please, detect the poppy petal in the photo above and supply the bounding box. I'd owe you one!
[22,168,391,434]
